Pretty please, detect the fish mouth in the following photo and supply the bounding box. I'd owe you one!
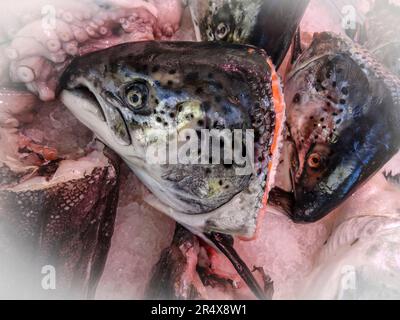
[64,87,133,150]
[267,135,300,218]
[268,187,295,217]
[60,86,121,150]
[64,87,107,122]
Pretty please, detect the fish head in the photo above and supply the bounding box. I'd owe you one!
[272,33,400,222]
[188,0,310,67]
[59,41,279,224]
[189,0,264,43]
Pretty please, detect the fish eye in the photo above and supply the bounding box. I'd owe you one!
[292,93,301,104]
[308,153,322,169]
[215,22,230,40]
[125,82,148,110]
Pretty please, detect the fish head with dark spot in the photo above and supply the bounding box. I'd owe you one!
[59,41,283,238]
[188,0,310,68]
[271,32,400,223]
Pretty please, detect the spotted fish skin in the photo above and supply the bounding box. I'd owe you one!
[60,41,285,238]
[0,150,120,299]
[281,32,400,222]
[188,0,310,68]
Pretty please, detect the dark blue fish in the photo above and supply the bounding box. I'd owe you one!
[270,32,400,222]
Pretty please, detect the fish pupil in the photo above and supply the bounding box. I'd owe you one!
[125,82,149,111]
[308,153,322,169]
[216,22,229,39]
[293,93,301,104]
[131,94,140,103]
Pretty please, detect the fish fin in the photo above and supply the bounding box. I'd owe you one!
[252,266,274,298]
[205,232,268,300]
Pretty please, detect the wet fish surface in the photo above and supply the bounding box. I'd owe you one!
[271,32,400,223]
[188,0,310,68]
[60,40,285,239]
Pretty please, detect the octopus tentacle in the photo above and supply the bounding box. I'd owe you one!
[1,0,184,101]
